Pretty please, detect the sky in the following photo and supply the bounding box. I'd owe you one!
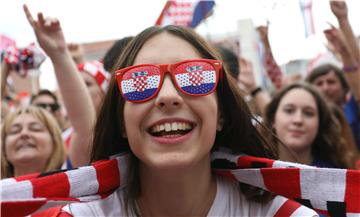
[2,0,360,90]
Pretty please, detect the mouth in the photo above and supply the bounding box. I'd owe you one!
[289,130,305,136]
[148,121,195,138]
[16,142,37,151]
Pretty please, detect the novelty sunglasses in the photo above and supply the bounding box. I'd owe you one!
[115,59,222,102]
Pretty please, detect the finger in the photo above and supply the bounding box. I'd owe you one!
[38,12,45,25]
[23,4,36,27]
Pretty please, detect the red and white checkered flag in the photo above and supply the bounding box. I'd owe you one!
[134,76,148,92]
[1,152,359,216]
[189,71,204,86]
[156,0,215,28]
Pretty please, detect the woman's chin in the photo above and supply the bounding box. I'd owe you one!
[144,153,197,171]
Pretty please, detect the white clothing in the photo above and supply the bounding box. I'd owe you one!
[62,176,318,216]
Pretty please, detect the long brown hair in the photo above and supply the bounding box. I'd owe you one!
[264,82,356,169]
[90,25,278,214]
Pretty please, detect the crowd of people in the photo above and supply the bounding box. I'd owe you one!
[1,1,360,216]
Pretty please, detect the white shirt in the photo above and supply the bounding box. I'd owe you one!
[62,176,318,216]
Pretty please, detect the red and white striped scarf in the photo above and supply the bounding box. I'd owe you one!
[1,152,359,217]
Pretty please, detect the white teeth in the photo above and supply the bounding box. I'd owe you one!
[165,123,171,132]
[150,122,193,133]
[171,122,178,131]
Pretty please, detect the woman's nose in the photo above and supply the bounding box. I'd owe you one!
[292,111,304,124]
[19,128,31,139]
[154,75,183,110]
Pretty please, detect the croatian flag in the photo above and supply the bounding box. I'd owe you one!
[155,0,215,28]
[174,65,217,94]
[299,0,315,38]
[121,68,161,101]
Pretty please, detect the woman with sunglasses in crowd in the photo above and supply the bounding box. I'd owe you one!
[22,6,318,216]
[30,89,70,131]
[264,82,357,169]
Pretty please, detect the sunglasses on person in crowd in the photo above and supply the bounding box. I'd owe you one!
[115,59,222,102]
[35,103,60,112]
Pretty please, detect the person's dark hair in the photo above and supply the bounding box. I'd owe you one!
[90,25,277,215]
[30,89,59,104]
[264,82,355,169]
[102,36,134,72]
[214,45,239,79]
[306,64,350,97]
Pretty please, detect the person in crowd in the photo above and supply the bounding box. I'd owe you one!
[31,89,70,131]
[103,36,134,72]
[264,82,357,168]
[306,63,360,150]
[308,0,360,149]
[77,60,110,113]
[19,7,318,215]
[24,5,96,168]
[215,44,271,116]
[25,9,132,159]
[1,105,66,178]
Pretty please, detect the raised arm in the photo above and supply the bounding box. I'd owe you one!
[238,57,271,117]
[330,0,360,64]
[324,26,360,101]
[329,1,360,100]
[23,5,96,167]
[257,25,283,90]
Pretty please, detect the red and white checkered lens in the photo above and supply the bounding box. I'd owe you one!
[120,66,161,101]
[173,61,217,95]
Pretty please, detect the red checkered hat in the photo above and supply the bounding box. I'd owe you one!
[77,60,110,93]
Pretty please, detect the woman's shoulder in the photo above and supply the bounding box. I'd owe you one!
[208,176,318,216]
[61,188,128,216]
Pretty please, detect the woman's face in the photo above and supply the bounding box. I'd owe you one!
[273,88,319,152]
[5,113,53,169]
[81,72,104,110]
[123,32,219,170]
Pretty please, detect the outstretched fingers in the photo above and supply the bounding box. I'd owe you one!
[23,4,36,27]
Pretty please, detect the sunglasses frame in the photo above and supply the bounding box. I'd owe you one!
[35,103,60,112]
[114,59,222,103]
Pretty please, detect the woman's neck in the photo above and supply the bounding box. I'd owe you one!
[138,157,216,217]
[13,162,45,177]
[279,146,313,165]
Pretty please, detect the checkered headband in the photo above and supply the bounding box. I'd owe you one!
[77,60,110,93]
[2,43,46,77]
[1,152,359,217]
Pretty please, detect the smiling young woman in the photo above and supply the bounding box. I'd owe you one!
[264,82,357,169]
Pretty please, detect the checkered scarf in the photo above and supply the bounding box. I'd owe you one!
[1,152,359,217]
[2,43,46,77]
[77,60,110,93]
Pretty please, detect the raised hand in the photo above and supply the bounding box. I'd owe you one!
[330,0,348,20]
[256,25,269,44]
[323,27,347,54]
[237,57,256,93]
[23,4,67,58]
[67,43,85,64]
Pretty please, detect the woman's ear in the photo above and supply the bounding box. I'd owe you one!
[217,112,224,131]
